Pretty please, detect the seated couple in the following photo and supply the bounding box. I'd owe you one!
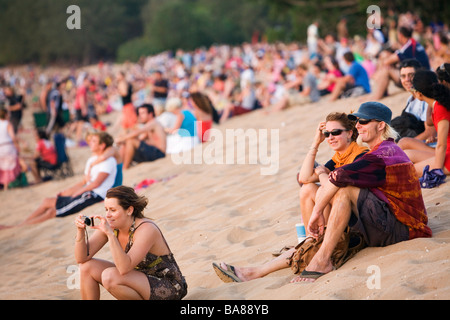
[213,102,432,283]
[116,104,167,170]
[2,132,119,229]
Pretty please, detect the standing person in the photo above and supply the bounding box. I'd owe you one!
[75,186,188,300]
[4,86,22,134]
[0,107,21,191]
[152,70,169,114]
[402,70,450,177]
[73,76,90,146]
[116,104,166,170]
[117,71,137,132]
[46,80,66,135]
[6,132,117,227]
[307,21,320,58]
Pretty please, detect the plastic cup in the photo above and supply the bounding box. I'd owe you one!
[296,223,306,243]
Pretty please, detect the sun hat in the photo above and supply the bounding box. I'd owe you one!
[348,102,392,125]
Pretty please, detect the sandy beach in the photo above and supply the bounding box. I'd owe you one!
[0,87,449,300]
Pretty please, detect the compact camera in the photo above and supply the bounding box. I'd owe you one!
[83,216,95,227]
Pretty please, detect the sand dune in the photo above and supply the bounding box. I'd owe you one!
[0,88,449,300]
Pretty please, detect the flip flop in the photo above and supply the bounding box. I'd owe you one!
[212,262,242,283]
[299,270,326,280]
[290,270,326,283]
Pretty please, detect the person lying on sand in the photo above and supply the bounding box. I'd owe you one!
[213,102,432,283]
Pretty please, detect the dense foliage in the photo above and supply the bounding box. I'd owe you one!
[0,0,447,65]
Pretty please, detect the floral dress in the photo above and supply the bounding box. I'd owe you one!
[117,220,188,300]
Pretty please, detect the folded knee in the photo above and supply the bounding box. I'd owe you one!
[333,186,359,202]
[101,267,121,290]
[299,183,318,200]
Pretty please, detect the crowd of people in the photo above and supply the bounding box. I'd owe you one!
[0,9,449,300]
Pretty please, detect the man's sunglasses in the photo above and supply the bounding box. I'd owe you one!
[357,119,376,125]
[323,129,349,138]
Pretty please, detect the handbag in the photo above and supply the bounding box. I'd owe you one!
[419,165,446,189]
[289,227,366,274]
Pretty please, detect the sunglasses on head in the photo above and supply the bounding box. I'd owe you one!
[323,129,348,138]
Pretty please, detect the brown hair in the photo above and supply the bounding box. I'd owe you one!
[326,112,358,142]
[190,92,213,114]
[87,131,114,149]
[106,186,149,219]
[0,107,7,120]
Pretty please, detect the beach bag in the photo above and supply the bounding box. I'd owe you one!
[289,227,365,274]
[419,165,446,189]
[391,111,425,141]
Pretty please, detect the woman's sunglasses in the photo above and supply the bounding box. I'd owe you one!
[323,129,349,138]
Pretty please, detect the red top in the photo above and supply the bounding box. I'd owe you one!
[74,85,87,110]
[432,101,450,171]
[37,139,57,165]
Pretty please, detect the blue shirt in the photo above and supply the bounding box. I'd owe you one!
[396,39,431,70]
[179,110,197,137]
[348,62,371,93]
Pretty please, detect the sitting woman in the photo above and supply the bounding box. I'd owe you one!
[298,112,368,231]
[75,186,187,300]
[401,70,450,178]
[165,97,200,154]
[317,56,343,96]
[189,92,214,142]
[212,112,368,283]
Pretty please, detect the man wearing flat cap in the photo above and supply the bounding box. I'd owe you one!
[294,101,432,282]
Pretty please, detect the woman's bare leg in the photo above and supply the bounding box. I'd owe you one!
[79,259,115,300]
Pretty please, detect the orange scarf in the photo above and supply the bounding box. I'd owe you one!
[331,142,369,168]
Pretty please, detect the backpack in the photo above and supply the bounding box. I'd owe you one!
[391,110,425,141]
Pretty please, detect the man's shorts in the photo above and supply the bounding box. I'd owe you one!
[133,141,165,163]
[56,191,103,218]
[349,188,410,247]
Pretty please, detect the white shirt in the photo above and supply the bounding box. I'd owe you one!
[84,156,117,199]
[307,24,319,43]
[405,95,428,122]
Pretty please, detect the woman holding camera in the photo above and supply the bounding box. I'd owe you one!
[74,186,187,300]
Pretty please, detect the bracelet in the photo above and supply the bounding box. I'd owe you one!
[309,146,319,151]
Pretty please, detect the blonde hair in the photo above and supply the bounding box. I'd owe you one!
[382,123,400,141]
[165,97,182,112]
[356,122,399,147]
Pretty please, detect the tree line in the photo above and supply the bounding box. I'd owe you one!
[0,0,447,66]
